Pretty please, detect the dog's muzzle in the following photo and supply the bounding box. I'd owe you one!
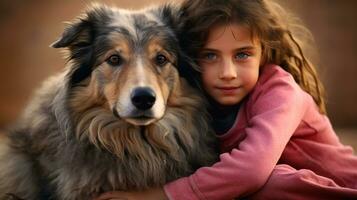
[113,87,161,126]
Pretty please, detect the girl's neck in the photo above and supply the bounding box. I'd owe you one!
[207,97,241,134]
[208,101,240,118]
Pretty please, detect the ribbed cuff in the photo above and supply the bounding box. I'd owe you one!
[163,177,201,200]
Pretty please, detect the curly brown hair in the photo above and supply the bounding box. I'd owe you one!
[179,0,326,114]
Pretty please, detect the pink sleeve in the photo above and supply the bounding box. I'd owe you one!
[164,66,309,200]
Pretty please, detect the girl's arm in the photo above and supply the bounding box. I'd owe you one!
[94,187,168,200]
[164,66,308,200]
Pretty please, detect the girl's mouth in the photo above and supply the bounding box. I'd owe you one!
[215,86,241,95]
[216,86,239,90]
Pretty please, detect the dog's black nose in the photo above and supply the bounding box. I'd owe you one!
[131,87,156,110]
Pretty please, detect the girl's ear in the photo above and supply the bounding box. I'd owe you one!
[259,44,267,66]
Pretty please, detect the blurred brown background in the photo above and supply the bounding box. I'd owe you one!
[0,0,356,148]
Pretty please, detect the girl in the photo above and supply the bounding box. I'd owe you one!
[96,0,357,199]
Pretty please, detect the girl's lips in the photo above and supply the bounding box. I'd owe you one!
[216,86,240,90]
[215,86,241,95]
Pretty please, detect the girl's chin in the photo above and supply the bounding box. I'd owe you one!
[215,97,243,106]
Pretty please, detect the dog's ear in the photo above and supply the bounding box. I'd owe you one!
[51,5,112,86]
[51,4,111,48]
[51,11,96,87]
[151,4,202,90]
[150,3,184,34]
[51,19,93,49]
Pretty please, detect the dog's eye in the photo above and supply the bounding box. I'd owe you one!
[107,55,123,66]
[155,54,168,66]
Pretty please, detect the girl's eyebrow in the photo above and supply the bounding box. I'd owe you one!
[236,46,257,51]
[201,45,257,52]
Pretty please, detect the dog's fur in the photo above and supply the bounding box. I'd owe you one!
[0,4,217,200]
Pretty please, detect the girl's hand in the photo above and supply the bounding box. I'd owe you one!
[94,187,168,200]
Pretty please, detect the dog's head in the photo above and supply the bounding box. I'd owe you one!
[53,4,184,126]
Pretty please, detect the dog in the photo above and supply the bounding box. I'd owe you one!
[0,4,217,200]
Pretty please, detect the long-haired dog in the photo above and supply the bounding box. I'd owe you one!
[0,4,217,200]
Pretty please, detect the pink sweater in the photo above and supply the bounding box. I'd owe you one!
[164,64,357,199]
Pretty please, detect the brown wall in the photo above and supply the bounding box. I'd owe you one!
[278,0,357,127]
[0,0,356,128]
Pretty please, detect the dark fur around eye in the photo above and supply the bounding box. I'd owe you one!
[107,55,123,67]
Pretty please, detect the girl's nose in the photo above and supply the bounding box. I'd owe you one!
[219,59,237,80]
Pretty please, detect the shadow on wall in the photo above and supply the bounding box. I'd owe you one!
[0,0,356,130]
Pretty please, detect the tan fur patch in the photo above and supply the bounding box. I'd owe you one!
[147,40,175,63]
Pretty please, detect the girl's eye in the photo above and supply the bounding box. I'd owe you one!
[155,54,168,66]
[203,52,217,61]
[107,55,123,66]
[235,52,249,60]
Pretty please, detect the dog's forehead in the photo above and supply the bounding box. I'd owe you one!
[88,6,178,57]
[108,8,163,36]
[94,8,176,54]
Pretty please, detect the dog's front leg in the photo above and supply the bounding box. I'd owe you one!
[0,133,41,200]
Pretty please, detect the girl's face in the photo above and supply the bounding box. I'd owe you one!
[198,23,262,106]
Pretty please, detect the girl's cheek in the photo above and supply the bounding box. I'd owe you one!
[240,69,259,87]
